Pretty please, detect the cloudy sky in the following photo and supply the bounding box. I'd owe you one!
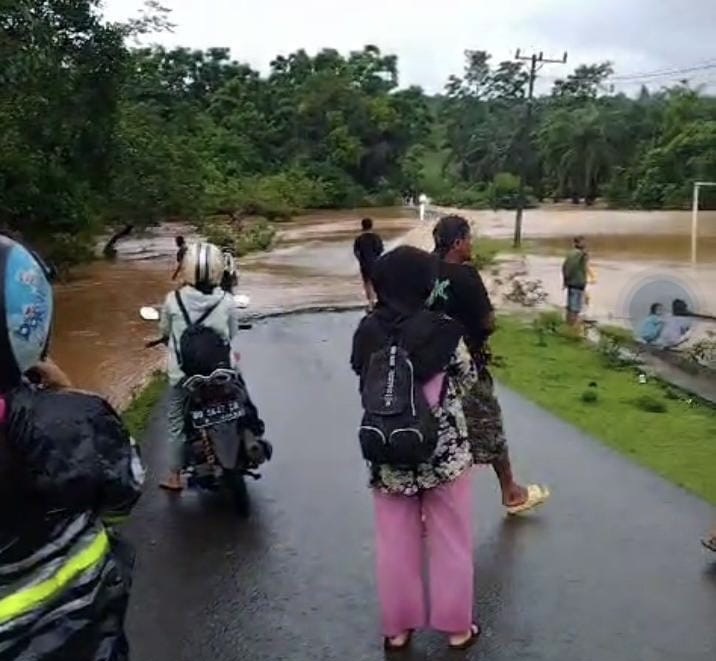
[104,0,716,94]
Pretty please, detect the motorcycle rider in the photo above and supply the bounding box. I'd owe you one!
[220,250,238,293]
[0,235,144,660]
[159,241,262,491]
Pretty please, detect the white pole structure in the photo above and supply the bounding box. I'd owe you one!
[691,181,716,265]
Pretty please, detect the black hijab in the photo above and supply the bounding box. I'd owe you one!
[351,246,464,383]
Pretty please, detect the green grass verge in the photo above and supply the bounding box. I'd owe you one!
[122,373,167,438]
[491,316,716,504]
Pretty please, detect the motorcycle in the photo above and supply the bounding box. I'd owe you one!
[140,293,272,517]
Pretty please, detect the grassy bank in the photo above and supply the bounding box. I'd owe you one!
[491,316,716,504]
[122,373,167,438]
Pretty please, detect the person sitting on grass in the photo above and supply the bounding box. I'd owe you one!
[657,299,693,350]
[637,302,666,344]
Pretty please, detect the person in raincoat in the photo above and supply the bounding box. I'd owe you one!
[0,235,144,661]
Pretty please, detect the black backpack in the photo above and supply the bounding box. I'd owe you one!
[173,291,231,377]
[358,338,438,468]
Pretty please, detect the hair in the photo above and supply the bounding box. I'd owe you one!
[649,302,663,315]
[361,217,373,231]
[573,235,586,248]
[672,298,689,316]
[176,235,185,246]
[433,215,471,258]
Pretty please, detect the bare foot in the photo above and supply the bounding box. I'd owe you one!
[502,483,528,508]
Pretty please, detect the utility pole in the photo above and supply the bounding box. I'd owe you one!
[513,49,568,248]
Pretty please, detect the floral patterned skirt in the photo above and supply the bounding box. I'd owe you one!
[463,367,509,465]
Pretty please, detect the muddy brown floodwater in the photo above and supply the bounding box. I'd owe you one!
[51,205,716,407]
[51,209,417,407]
[449,206,716,326]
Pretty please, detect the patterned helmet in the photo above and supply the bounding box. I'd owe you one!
[0,235,54,390]
[181,242,225,288]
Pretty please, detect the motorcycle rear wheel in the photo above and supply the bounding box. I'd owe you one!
[222,469,250,518]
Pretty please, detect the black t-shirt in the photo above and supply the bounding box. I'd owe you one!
[430,260,494,359]
[353,232,384,270]
[176,245,187,264]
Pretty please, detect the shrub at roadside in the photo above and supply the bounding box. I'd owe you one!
[122,372,167,438]
[204,219,276,257]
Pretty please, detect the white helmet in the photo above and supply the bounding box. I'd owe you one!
[181,242,224,288]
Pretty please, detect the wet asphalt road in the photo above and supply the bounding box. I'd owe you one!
[125,312,716,661]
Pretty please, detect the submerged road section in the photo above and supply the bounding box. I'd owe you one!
[125,312,716,661]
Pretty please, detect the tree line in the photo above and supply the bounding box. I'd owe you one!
[431,50,716,210]
[1,2,715,265]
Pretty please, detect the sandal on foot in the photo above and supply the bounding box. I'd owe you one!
[384,630,412,652]
[506,484,550,516]
[449,624,480,651]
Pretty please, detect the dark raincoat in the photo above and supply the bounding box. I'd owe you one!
[0,385,144,661]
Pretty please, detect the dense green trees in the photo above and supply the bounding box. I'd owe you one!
[2,3,716,266]
[435,50,716,209]
[0,2,427,262]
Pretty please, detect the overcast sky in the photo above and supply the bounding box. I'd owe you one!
[103,0,716,95]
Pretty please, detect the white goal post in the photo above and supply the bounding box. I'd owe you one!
[692,181,716,264]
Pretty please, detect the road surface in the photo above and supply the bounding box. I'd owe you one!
[125,312,716,661]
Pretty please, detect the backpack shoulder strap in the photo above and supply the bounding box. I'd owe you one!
[174,290,192,326]
[195,294,225,326]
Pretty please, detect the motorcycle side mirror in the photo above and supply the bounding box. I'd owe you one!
[140,306,160,321]
[233,294,250,309]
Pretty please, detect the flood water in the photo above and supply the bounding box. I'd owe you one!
[50,206,715,407]
[51,209,415,407]
[458,206,716,325]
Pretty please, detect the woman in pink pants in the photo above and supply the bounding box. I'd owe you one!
[351,246,481,651]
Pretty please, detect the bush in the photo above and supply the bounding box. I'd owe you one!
[433,185,490,209]
[503,273,549,308]
[203,219,276,257]
[605,168,632,208]
[684,332,716,366]
[596,324,637,368]
[361,189,400,207]
[633,395,667,414]
[472,238,501,270]
[581,389,599,404]
[486,172,537,210]
[532,310,564,345]
[43,233,96,274]
[599,325,634,346]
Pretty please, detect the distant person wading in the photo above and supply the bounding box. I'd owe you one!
[562,236,590,326]
[353,218,384,308]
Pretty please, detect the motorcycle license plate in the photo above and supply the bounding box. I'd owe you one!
[190,400,246,429]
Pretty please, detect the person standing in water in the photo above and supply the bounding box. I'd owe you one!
[353,218,384,308]
[562,235,590,326]
[172,235,188,281]
[430,215,550,514]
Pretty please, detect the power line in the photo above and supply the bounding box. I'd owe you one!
[512,49,568,248]
[611,60,716,81]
